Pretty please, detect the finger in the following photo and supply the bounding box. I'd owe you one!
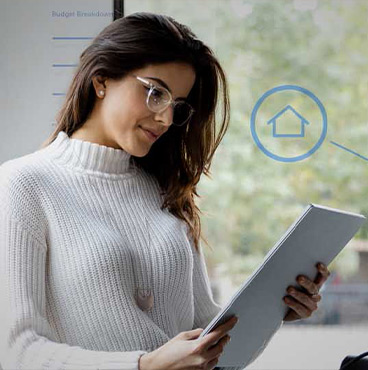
[183,328,204,340]
[206,335,230,369]
[283,295,313,319]
[311,293,322,302]
[207,356,220,369]
[314,262,331,290]
[207,334,230,360]
[199,316,237,351]
[296,275,319,295]
[283,308,301,321]
[286,286,319,312]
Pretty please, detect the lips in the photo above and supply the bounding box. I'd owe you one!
[145,129,158,138]
[140,127,161,142]
[140,127,160,138]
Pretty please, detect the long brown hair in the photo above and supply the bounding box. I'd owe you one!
[40,12,230,254]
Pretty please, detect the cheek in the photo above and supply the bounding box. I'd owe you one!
[103,100,146,130]
[128,88,152,118]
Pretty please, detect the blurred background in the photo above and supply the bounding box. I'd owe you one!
[126,0,368,368]
[1,0,368,368]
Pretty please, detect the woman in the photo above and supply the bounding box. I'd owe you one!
[0,12,330,370]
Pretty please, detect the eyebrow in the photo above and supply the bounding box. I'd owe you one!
[144,76,189,102]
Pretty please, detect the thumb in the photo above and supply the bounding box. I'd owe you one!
[183,328,204,340]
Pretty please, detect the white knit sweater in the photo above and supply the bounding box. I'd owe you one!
[0,131,243,370]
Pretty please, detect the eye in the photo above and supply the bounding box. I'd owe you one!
[150,88,163,98]
[142,86,151,97]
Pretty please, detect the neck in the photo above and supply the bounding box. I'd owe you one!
[44,130,135,177]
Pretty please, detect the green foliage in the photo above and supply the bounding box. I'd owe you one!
[126,0,368,283]
[198,0,368,282]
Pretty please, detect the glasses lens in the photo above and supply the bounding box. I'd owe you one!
[147,87,193,126]
[148,86,170,110]
[172,101,193,126]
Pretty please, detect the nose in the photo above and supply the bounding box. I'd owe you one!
[154,104,174,127]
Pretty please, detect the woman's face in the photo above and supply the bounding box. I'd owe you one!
[75,62,196,157]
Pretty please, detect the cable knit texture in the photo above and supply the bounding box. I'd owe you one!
[0,131,244,369]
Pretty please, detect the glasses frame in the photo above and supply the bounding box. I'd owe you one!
[131,74,195,127]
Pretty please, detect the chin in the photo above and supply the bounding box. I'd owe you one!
[131,147,151,158]
[134,152,149,158]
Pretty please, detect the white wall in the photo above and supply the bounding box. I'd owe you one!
[0,0,114,165]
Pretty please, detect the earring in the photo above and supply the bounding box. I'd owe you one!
[99,90,105,96]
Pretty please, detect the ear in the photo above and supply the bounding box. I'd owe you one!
[91,75,107,93]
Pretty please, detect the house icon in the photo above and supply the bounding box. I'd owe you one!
[267,104,310,138]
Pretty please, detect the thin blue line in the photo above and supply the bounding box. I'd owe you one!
[330,141,368,161]
[52,64,78,67]
[273,133,304,138]
[52,93,66,96]
[52,37,93,40]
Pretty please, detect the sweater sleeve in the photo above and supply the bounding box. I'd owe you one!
[188,230,222,330]
[189,235,248,370]
[0,167,148,370]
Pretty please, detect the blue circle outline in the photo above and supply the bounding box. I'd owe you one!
[250,85,328,162]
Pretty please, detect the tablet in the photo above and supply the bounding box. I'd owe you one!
[199,203,366,367]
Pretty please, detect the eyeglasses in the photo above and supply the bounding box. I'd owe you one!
[131,74,195,127]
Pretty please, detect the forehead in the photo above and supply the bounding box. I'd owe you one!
[135,62,196,99]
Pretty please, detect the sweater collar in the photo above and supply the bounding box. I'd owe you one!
[46,131,134,176]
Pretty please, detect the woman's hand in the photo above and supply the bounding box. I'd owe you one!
[139,315,239,370]
[283,262,331,321]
